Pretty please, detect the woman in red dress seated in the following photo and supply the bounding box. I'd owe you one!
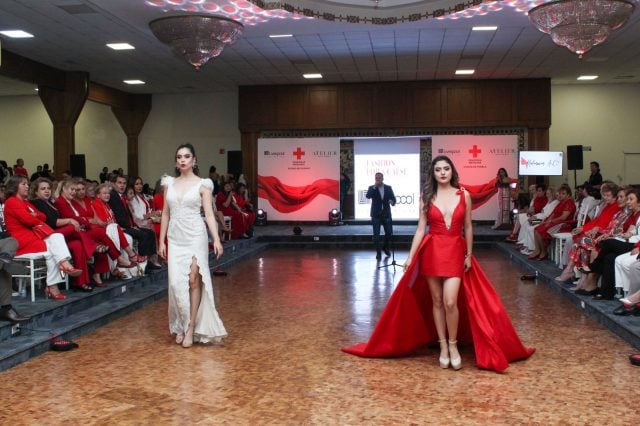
[528,184,577,260]
[216,182,251,239]
[30,177,93,292]
[342,156,534,373]
[91,183,140,279]
[555,183,622,282]
[3,176,82,300]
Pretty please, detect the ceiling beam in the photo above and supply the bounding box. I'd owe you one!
[0,48,65,90]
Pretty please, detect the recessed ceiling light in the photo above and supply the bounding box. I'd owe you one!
[0,30,34,38]
[472,26,498,31]
[269,34,293,38]
[303,73,322,79]
[455,69,475,75]
[577,75,598,80]
[123,80,145,85]
[107,42,135,50]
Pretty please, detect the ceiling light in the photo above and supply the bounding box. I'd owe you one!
[123,80,146,85]
[577,75,599,80]
[455,69,475,75]
[149,15,243,70]
[269,34,293,38]
[303,73,323,79]
[0,30,34,38]
[472,26,498,31]
[107,42,135,50]
[528,0,636,58]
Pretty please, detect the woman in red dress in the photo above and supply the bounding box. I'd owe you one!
[216,182,250,239]
[3,176,82,300]
[528,184,577,260]
[342,155,534,372]
[91,183,139,279]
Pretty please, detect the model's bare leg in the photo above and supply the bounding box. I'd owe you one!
[183,256,202,348]
[428,277,449,368]
[443,277,462,370]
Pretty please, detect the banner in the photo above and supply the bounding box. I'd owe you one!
[432,135,518,220]
[354,138,421,220]
[257,138,340,220]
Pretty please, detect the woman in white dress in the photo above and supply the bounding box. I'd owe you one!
[158,144,227,348]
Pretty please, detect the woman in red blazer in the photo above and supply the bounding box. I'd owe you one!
[3,176,82,300]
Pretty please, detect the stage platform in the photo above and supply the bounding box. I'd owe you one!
[2,224,639,371]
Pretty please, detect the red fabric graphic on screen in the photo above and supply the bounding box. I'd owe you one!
[460,177,518,210]
[258,175,339,213]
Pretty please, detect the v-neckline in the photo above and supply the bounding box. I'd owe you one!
[432,193,461,230]
[172,178,200,204]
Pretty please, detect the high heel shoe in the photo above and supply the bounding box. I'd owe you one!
[59,263,82,277]
[448,340,462,370]
[438,339,450,369]
[182,325,194,348]
[44,286,66,300]
[111,269,131,280]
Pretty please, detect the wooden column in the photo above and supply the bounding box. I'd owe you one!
[111,96,152,178]
[241,132,260,199]
[38,72,89,178]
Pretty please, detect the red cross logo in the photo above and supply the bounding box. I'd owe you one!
[293,147,305,160]
[468,145,481,158]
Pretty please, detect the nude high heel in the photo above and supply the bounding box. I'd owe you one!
[438,339,450,369]
[182,325,194,348]
[449,340,462,370]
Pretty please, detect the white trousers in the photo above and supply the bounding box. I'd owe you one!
[105,223,133,271]
[43,233,71,286]
[614,252,640,294]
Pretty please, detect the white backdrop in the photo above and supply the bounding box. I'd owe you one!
[432,135,519,220]
[257,137,340,221]
[353,137,421,220]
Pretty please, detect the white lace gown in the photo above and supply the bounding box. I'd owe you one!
[162,176,227,343]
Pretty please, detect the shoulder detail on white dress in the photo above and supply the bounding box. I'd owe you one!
[200,178,214,191]
[160,174,174,187]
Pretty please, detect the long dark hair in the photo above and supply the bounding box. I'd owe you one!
[422,155,460,212]
[496,167,510,187]
[174,143,199,176]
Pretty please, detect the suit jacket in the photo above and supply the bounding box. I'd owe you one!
[3,196,48,255]
[108,189,133,229]
[366,184,396,219]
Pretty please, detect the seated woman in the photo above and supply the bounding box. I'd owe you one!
[580,187,640,300]
[235,182,255,235]
[3,176,82,300]
[91,183,139,279]
[30,177,93,292]
[555,183,622,282]
[151,179,164,244]
[518,186,558,253]
[507,184,548,243]
[528,184,576,260]
[129,178,154,231]
[614,240,640,302]
[216,182,251,239]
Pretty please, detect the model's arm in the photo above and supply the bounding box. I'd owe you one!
[464,191,473,271]
[404,199,427,271]
[201,188,223,259]
[158,189,170,260]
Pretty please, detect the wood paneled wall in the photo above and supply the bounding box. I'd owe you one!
[238,79,551,191]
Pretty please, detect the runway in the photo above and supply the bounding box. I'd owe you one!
[2,246,639,424]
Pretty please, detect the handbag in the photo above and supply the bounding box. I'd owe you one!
[33,223,55,239]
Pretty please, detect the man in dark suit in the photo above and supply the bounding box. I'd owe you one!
[108,175,161,272]
[366,172,396,260]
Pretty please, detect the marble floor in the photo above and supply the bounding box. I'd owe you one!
[2,248,639,425]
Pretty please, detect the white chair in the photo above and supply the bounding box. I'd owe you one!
[551,209,588,267]
[12,252,69,302]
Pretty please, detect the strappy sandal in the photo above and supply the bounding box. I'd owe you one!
[111,269,131,280]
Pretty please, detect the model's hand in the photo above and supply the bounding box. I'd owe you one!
[213,239,224,259]
[464,256,472,272]
[158,241,167,260]
[403,258,411,272]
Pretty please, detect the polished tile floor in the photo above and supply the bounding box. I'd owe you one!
[2,248,640,424]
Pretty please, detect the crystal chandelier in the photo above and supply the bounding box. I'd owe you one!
[149,15,243,70]
[528,0,636,58]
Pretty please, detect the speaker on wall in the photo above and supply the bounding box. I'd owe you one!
[567,145,583,170]
[70,154,86,178]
